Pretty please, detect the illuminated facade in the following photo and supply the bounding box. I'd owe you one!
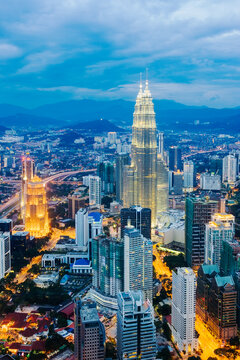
[123,80,158,226]
[21,156,34,219]
[25,176,49,237]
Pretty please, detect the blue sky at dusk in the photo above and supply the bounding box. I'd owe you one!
[1,0,240,108]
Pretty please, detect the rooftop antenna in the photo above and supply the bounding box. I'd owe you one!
[140,72,142,90]
[145,67,149,89]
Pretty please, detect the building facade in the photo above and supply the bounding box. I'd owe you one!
[0,232,11,280]
[172,267,198,353]
[183,161,194,192]
[169,146,182,172]
[222,155,237,184]
[117,291,156,360]
[116,153,130,203]
[83,175,101,207]
[120,206,151,239]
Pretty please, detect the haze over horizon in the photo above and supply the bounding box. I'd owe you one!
[1,0,240,108]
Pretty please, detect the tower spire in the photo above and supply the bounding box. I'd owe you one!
[145,68,149,89]
[137,72,143,98]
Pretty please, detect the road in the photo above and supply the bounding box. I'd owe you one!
[153,245,172,278]
[15,228,75,284]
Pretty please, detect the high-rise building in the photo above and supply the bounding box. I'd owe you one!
[172,171,184,195]
[92,235,124,297]
[200,173,221,191]
[116,153,130,202]
[68,186,89,219]
[83,175,101,207]
[120,206,151,239]
[97,162,115,195]
[108,131,117,144]
[220,240,240,276]
[222,155,237,184]
[25,176,49,237]
[75,208,89,248]
[172,267,198,353]
[185,196,219,267]
[205,213,235,267]
[21,156,34,219]
[117,291,156,360]
[183,161,194,192]
[74,300,105,360]
[169,146,182,172]
[123,81,158,226]
[0,219,13,235]
[124,225,153,301]
[0,232,11,280]
[158,132,164,158]
[197,264,237,340]
[157,155,169,215]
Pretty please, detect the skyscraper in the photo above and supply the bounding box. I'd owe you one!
[25,176,49,237]
[157,155,169,215]
[92,235,124,297]
[83,175,101,207]
[21,156,34,219]
[183,161,194,192]
[116,153,130,202]
[222,154,237,184]
[205,213,235,267]
[0,233,11,280]
[185,196,219,267]
[117,291,156,360]
[123,225,153,301]
[123,80,158,226]
[120,206,151,239]
[75,208,89,248]
[172,267,198,353]
[97,161,115,195]
[169,146,182,172]
[74,300,105,360]
[158,132,164,158]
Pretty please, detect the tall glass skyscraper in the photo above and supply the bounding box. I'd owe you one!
[123,81,158,226]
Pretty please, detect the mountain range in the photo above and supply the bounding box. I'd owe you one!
[0,99,240,132]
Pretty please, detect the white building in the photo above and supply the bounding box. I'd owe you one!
[222,155,237,184]
[88,175,101,207]
[200,173,221,191]
[117,291,156,360]
[205,213,235,267]
[75,208,89,248]
[108,131,117,144]
[124,226,153,302]
[0,232,11,279]
[183,161,194,192]
[172,267,198,353]
[158,132,164,158]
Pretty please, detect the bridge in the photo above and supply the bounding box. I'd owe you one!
[0,168,96,217]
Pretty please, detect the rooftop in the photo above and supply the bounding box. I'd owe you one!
[215,274,235,288]
[202,264,219,275]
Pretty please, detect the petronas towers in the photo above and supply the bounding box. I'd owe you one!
[123,80,158,226]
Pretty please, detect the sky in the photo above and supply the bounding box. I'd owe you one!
[1,0,240,108]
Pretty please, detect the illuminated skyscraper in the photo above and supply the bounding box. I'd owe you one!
[25,176,49,237]
[21,156,34,219]
[123,80,158,226]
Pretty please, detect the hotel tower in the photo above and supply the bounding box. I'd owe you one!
[123,80,158,226]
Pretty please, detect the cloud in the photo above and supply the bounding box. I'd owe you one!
[0,43,22,59]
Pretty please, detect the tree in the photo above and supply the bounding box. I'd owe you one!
[105,341,117,359]
[163,253,186,270]
[156,347,171,360]
[158,304,171,316]
[162,322,171,341]
[188,356,201,360]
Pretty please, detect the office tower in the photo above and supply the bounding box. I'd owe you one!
[197,265,237,340]
[123,80,158,226]
[172,267,198,353]
[74,300,105,360]
[21,156,34,219]
[220,240,240,276]
[92,235,124,297]
[108,131,117,144]
[117,291,156,360]
[183,161,194,192]
[169,146,182,172]
[185,196,219,267]
[97,161,115,194]
[0,233,11,280]
[83,175,101,207]
[158,132,164,158]
[222,154,237,184]
[68,186,89,219]
[120,206,151,239]
[116,153,130,202]
[200,173,221,191]
[25,176,49,237]
[205,213,235,267]
[0,219,13,234]
[75,208,89,248]
[156,155,169,216]
[124,226,153,301]
[88,212,103,238]
[172,171,183,195]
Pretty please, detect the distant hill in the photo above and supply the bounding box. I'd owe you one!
[0,99,240,132]
[0,113,64,129]
[73,118,126,133]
